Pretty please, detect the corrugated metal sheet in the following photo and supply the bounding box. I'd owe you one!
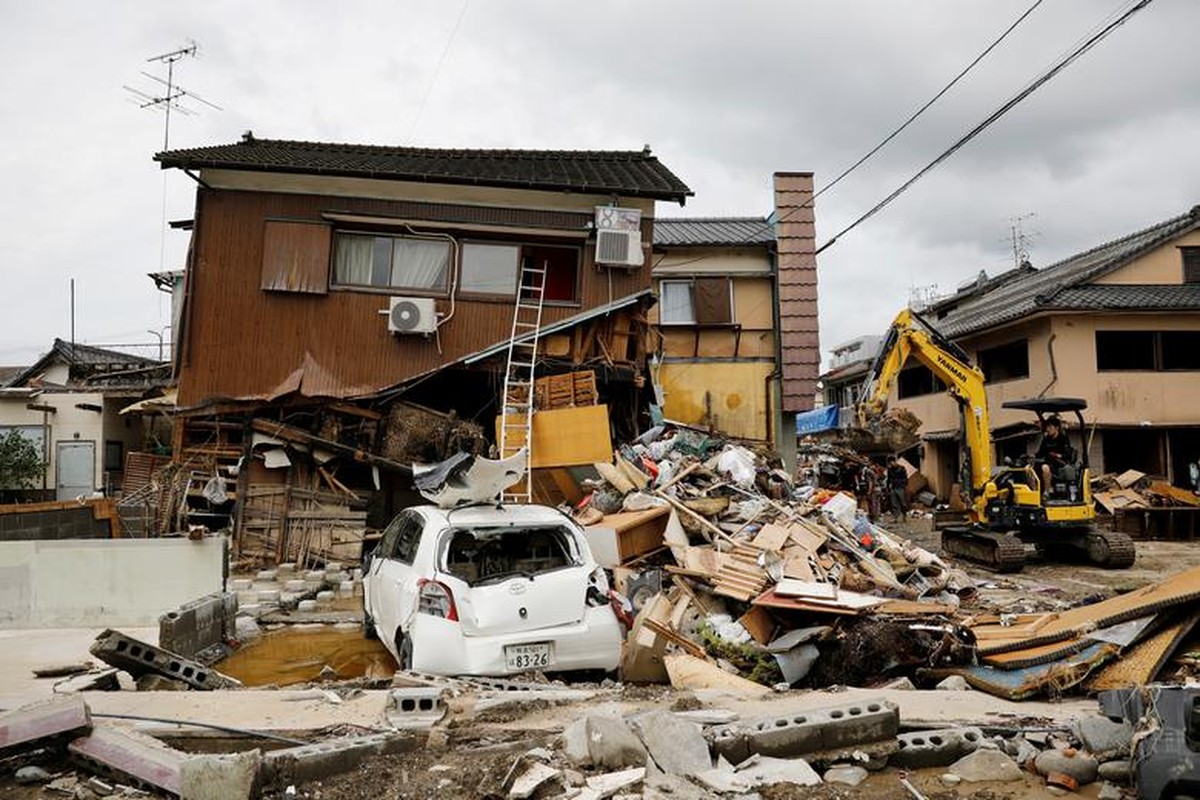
[177,189,653,407]
[652,217,774,247]
[260,220,331,294]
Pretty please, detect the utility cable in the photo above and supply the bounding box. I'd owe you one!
[815,0,1155,255]
[814,0,1045,203]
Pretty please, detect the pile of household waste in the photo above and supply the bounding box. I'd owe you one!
[1091,467,1200,514]
[576,425,1200,705]
[573,426,977,691]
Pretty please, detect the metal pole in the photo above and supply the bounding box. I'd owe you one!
[69,279,75,349]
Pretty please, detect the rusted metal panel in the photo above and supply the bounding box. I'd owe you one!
[178,189,652,407]
[261,220,331,294]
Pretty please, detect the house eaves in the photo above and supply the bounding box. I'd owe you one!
[156,136,694,204]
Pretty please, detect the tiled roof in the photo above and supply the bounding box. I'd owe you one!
[929,206,1200,337]
[7,339,160,389]
[1046,283,1200,310]
[0,366,25,388]
[156,136,693,203]
[653,217,774,246]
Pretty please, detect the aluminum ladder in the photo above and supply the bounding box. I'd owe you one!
[498,259,548,503]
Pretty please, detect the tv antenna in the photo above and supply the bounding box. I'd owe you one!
[1006,212,1038,268]
[124,41,221,150]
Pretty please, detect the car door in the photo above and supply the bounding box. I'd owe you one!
[368,509,426,649]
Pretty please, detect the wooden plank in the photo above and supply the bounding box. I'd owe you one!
[1115,469,1146,489]
[496,405,613,468]
[738,607,776,645]
[1086,612,1200,691]
[643,619,706,658]
[749,523,791,552]
[663,653,771,697]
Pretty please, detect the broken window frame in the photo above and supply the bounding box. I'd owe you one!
[977,339,1030,384]
[896,365,947,399]
[437,524,582,587]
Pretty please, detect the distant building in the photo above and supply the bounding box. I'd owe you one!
[890,204,1200,497]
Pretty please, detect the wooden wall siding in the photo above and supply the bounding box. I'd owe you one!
[261,220,331,294]
[179,189,653,406]
[773,172,820,413]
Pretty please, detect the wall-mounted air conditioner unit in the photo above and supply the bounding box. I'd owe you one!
[594,206,645,268]
[385,297,437,334]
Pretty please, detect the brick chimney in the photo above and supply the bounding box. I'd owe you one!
[773,172,820,412]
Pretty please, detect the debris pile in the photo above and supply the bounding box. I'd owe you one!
[574,425,975,689]
[1091,468,1200,514]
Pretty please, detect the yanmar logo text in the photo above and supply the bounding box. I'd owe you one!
[935,354,969,384]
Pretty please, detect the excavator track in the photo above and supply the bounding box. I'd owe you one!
[941,527,1026,573]
[1085,530,1136,569]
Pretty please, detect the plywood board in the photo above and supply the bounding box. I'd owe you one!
[750,523,791,552]
[663,653,771,697]
[496,405,613,468]
[775,579,837,600]
[1085,612,1200,692]
[1115,469,1146,489]
[972,565,1200,656]
[786,521,828,553]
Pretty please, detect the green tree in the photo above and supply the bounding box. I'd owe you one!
[0,430,44,489]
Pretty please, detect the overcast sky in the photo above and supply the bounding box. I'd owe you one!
[1,1,1196,369]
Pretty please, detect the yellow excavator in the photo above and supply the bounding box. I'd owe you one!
[856,308,1135,572]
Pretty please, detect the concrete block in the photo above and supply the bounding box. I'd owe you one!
[584,716,647,771]
[0,695,92,755]
[277,562,297,575]
[324,562,344,572]
[180,750,261,800]
[260,733,416,789]
[228,579,253,591]
[89,629,236,690]
[710,698,898,762]
[325,570,350,584]
[338,581,355,595]
[385,687,447,729]
[159,591,237,661]
[255,570,277,581]
[303,570,325,582]
[257,590,281,605]
[316,590,335,604]
[631,710,710,775]
[891,727,984,769]
[69,726,185,796]
[284,579,308,592]
[297,600,318,612]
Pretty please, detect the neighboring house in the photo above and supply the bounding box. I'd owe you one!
[649,173,821,460]
[819,334,884,415]
[0,340,169,499]
[153,135,691,546]
[888,204,1200,497]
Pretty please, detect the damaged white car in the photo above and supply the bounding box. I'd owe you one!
[362,504,622,676]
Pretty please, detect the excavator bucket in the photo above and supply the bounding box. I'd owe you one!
[837,408,923,455]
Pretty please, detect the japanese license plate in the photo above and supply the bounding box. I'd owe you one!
[504,642,554,671]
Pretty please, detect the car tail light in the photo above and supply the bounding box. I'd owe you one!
[417,579,458,621]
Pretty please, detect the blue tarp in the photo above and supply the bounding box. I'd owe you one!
[795,405,839,436]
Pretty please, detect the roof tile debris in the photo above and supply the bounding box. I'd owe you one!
[156,136,693,203]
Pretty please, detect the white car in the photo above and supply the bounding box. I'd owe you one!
[362,503,622,676]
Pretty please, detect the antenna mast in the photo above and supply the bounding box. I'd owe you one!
[1008,212,1036,268]
[124,41,221,151]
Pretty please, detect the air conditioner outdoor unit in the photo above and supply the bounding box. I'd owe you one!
[594,206,644,268]
[386,296,437,334]
[595,229,644,267]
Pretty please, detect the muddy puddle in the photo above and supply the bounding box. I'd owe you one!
[217,624,397,687]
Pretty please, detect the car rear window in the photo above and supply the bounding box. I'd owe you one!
[441,525,580,586]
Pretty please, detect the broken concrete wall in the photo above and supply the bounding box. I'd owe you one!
[0,536,225,628]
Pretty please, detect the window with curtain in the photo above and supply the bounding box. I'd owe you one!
[461,243,520,295]
[659,280,696,324]
[333,233,450,292]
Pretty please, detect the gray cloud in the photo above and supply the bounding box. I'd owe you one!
[0,0,1195,370]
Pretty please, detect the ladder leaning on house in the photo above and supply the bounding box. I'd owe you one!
[498,259,548,503]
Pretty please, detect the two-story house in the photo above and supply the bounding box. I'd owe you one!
[154,135,691,553]
[888,204,1200,497]
[648,173,821,464]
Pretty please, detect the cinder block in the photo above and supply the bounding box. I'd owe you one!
[711,699,899,761]
[158,591,237,661]
[0,696,92,755]
[259,733,417,789]
[890,727,983,769]
[89,629,235,690]
[69,726,185,796]
[385,687,447,729]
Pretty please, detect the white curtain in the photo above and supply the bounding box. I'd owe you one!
[392,239,449,290]
[660,281,695,324]
[334,235,373,285]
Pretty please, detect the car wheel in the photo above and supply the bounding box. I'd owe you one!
[362,605,378,640]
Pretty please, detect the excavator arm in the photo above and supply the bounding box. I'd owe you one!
[856,308,992,498]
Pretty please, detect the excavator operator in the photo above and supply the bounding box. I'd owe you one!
[1035,415,1076,497]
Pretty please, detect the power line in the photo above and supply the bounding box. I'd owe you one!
[815,0,1155,255]
[407,0,470,141]
[814,0,1045,203]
